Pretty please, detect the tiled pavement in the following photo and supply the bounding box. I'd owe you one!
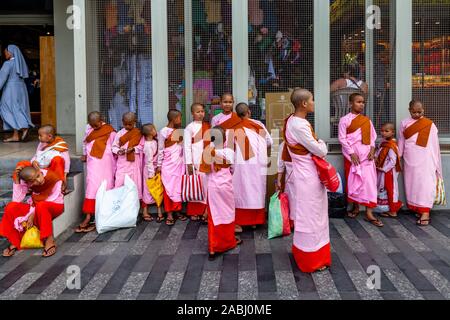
[1,211,450,300]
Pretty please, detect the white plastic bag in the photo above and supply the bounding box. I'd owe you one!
[95,175,140,234]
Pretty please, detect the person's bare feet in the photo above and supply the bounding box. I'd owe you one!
[417,212,431,226]
[347,205,360,218]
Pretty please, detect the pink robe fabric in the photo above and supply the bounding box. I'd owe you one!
[157,127,185,203]
[31,142,71,174]
[112,128,144,199]
[338,113,378,205]
[211,112,232,128]
[184,121,208,204]
[375,140,401,204]
[207,147,235,226]
[398,117,442,209]
[232,119,273,209]
[285,116,329,253]
[82,124,117,199]
[142,139,158,205]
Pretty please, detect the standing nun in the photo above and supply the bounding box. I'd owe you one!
[0,44,34,142]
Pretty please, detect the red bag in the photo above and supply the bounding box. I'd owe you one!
[279,193,291,236]
[312,155,340,192]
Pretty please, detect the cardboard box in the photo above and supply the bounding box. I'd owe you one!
[264,92,295,202]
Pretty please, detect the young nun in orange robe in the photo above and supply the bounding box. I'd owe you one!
[156,109,186,226]
[0,162,65,258]
[375,123,403,218]
[223,103,272,229]
[284,88,331,273]
[76,111,116,233]
[398,100,443,226]
[338,93,382,227]
[184,103,210,221]
[203,126,242,260]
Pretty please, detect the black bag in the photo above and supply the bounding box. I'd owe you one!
[328,192,347,219]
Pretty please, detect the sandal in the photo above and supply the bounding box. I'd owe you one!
[380,212,398,218]
[316,266,329,272]
[177,214,187,221]
[416,218,431,227]
[190,215,200,221]
[236,238,243,246]
[2,245,17,257]
[143,214,153,222]
[347,210,360,219]
[75,223,96,233]
[166,218,175,226]
[201,215,208,225]
[156,215,165,223]
[364,217,384,227]
[3,138,21,143]
[42,245,57,258]
[235,225,243,233]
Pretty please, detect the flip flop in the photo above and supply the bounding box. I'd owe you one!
[42,245,57,258]
[166,218,175,226]
[364,217,384,227]
[156,215,165,223]
[235,225,243,233]
[2,245,17,257]
[190,215,200,221]
[416,218,431,227]
[347,210,360,219]
[142,215,153,222]
[177,214,188,221]
[235,238,243,246]
[380,212,398,218]
[3,138,21,143]
[75,223,96,233]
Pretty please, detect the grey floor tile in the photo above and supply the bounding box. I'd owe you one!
[117,272,149,300]
[275,270,299,300]
[0,272,42,300]
[198,271,221,300]
[155,271,185,300]
[237,270,258,300]
[312,270,341,300]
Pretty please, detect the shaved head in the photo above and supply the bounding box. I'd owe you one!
[382,122,395,131]
[290,88,312,109]
[19,166,38,182]
[142,123,156,136]
[191,103,204,113]
[39,124,56,136]
[167,109,182,122]
[236,103,249,118]
[88,111,102,123]
[122,112,137,123]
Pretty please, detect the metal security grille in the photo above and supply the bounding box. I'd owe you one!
[86,0,153,131]
[413,0,450,137]
[248,0,314,124]
[192,0,232,121]
[329,0,396,138]
[167,0,186,125]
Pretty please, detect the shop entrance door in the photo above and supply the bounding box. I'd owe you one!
[39,36,56,129]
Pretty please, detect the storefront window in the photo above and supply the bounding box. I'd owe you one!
[413,0,450,137]
[330,0,395,138]
[168,0,186,125]
[88,0,153,131]
[192,0,232,121]
[248,0,314,124]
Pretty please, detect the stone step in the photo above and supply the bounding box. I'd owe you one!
[0,156,84,173]
[0,171,81,196]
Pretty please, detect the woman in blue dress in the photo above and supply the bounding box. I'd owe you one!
[0,44,34,142]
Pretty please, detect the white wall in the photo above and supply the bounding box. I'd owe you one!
[54,0,75,134]
[327,153,450,211]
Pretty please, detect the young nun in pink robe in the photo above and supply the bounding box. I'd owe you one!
[141,123,163,222]
[156,109,186,226]
[338,93,382,227]
[398,100,443,226]
[284,88,331,273]
[205,126,242,260]
[112,112,144,199]
[228,103,273,228]
[76,112,116,233]
[184,103,209,221]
